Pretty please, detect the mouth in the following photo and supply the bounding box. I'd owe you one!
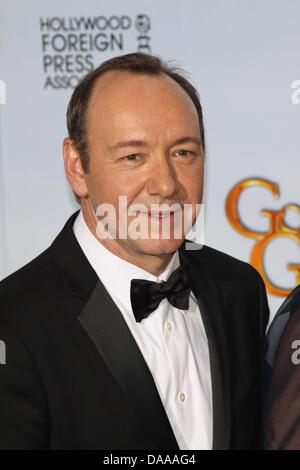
[139,209,180,221]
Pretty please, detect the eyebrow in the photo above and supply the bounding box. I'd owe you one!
[109,136,202,152]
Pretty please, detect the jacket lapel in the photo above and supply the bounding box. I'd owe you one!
[179,244,232,449]
[77,280,180,450]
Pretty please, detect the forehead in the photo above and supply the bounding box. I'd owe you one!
[86,70,200,137]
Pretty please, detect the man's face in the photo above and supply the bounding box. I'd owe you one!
[84,70,204,259]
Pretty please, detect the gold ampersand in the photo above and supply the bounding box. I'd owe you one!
[225,178,300,297]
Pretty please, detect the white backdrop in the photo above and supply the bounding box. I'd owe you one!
[0,0,299,319]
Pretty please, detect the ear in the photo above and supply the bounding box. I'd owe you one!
[63,138,88,199]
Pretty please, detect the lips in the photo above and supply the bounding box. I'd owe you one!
[137,210,181,222]
[141,209,177,216]
[148,211,173,217]
[129,205,183,221]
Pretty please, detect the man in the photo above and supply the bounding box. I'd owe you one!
[0,53,269,450]
[264,284,300,449]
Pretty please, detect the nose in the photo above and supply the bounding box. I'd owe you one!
[146,157,178,198]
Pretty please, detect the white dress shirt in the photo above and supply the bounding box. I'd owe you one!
[73,210,212,450]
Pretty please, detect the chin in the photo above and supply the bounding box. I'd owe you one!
[130,237,185,256]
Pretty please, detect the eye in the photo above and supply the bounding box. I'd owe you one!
[174,149,195,158]
[122,154,141,162]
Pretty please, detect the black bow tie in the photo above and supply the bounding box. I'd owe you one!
[130,264,191,323]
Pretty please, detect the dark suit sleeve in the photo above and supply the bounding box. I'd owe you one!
[257,273,270,342]
[254,272,270,449]
[264,305,300,449]
[0,320,49,449]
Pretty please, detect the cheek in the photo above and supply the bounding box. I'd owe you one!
[114,174,143,206]
[181,170,204,201]
[89,170,143,208]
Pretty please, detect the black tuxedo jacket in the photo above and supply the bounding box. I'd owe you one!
[0,211,269,450]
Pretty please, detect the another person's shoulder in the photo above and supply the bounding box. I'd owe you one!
[264,285,300,449]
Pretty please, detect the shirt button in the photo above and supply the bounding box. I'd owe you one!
[165,321,173,331]
[178,392,186,403]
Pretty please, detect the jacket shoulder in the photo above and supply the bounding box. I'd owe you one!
[188,242,262,283]
[0,247,63,328]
